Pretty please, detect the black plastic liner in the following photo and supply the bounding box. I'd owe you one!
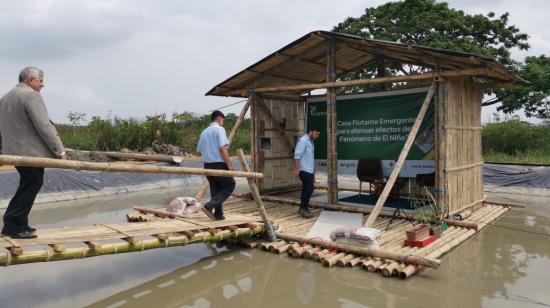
[0,161,547,201]
[483,163,550,189]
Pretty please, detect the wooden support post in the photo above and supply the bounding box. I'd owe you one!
[195,96,253,202]
[254,96,294,152]
[364,82,437,226]
[236,148,276,241]
[326,39,338,204]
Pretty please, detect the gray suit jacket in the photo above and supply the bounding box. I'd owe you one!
[0,83,65,158]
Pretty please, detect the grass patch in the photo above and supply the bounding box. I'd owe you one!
[56,112,250,155]
[482,120,550,165]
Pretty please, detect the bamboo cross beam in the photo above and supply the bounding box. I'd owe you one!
[253,195,477,229]
[254,96,295,152]
[364,82,437,227]
[236,148,276,241]
[227,68,489,96]
[0,154,263,179]
[133,207,212,228]
[195,96,253,202]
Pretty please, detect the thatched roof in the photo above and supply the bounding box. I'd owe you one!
[207,30,525,97]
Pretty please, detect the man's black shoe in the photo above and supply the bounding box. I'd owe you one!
[25,226,37,232]
[201,205,216,221]
[215,215,226,221]
[298,209,313,219]
[3,231,37,239]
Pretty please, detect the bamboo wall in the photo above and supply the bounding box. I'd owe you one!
[442,78,484,215]
[251,95,305,192]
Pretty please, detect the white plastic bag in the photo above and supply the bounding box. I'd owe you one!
[167,197,201,215]
[330,226,381,250]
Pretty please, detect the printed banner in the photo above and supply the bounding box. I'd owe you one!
[306,88,435,177]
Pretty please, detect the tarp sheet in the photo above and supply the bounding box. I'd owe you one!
[483,163,550,190]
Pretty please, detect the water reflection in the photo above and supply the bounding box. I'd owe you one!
[88,212,550,308]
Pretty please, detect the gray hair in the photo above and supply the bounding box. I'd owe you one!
[18,67,44,82]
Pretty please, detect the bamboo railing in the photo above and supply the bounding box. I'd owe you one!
[0,154,262,179]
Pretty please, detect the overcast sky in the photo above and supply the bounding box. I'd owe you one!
[0,0,548,124]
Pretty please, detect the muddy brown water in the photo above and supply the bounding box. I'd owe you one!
[0,187,548,308]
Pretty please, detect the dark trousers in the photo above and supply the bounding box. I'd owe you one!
[2,167,44,234]
[299,171,314,210]
[204,162,236,218]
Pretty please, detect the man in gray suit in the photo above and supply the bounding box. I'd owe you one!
[0,67,66,239]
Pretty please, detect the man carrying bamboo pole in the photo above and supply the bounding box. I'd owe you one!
[196,110,236,220]
[0,67,66,239]
[294,127,320,219]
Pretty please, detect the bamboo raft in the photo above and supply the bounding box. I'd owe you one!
[0,213,264,266]
[127,196,512,279]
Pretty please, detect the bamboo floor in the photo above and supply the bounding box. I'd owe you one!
[0,211,263,266]
[0,191,511,280]
[128,196,512,279]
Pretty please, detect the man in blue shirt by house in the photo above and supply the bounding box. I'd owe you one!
[294,127,321,219]
[196,110,236,220]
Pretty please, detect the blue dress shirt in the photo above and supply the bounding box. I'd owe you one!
[197,123,229,163]
[294,134,315,174]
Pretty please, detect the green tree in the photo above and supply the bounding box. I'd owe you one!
[493,55,550,118]
[333,0,550,118]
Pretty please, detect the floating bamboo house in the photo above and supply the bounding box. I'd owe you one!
[0,31,526,280]
[206,30,526,216]
[203,30,526,277]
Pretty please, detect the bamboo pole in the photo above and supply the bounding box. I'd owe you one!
[275,233,440,269]
[336,254,355,267]
[66,150,185,163]
[132,207,212,228]
[236,148,276,241]
[0,154,262,179]
[289,244,312,258]
[267,240,287,252]
[195,96,253,201]
[255,195,477,229]
[446,161,484,173]
[364,82,437,227]
[0,225,264,266]
[228,68,489,96]
[257,195,396,216]
[485,200,526,208]
[323,252,346,267]
[349,257,364,267]
[326,39,338,204]
[303,246,321,259]
[435,78,448,216]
